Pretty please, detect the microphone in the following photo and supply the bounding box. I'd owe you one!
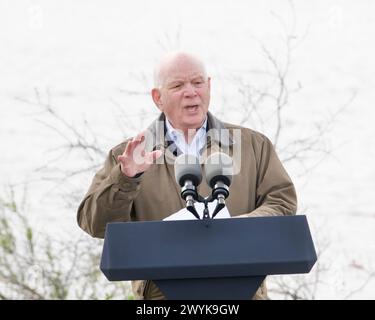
[204,152,233,217]
[174,154,202,219]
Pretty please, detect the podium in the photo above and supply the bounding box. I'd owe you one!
[100,215,317,299]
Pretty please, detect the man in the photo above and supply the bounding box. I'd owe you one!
[77,52,297,300]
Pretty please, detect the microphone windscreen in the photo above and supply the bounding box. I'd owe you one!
[174,154,202,187]
[204,152,233,188]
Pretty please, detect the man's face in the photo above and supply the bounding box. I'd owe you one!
[152,57,211,132]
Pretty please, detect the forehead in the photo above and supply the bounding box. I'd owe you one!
[163,57,206,82]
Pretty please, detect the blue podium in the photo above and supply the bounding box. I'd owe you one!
[100,215,317,299]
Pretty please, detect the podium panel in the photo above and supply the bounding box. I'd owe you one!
[100,215,317,299]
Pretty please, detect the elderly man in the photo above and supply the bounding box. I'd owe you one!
[77,52,297,300]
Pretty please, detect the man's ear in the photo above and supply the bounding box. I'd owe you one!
[207,77,211,90]
[151,88,163,111]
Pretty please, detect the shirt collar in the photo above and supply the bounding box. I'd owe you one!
[143,112,233,152]
[165,117,208,140]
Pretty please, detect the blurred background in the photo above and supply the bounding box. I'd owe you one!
[0,0,374,299]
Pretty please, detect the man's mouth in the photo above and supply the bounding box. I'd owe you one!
[184,104,199,110]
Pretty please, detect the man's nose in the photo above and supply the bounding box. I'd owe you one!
[183,83,197,97]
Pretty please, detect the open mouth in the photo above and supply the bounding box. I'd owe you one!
[184,104,199,111]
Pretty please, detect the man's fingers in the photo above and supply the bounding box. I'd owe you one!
[123,133,145,157]
[123,138,135,156]
[117,155,125,163]
[119,148,163,171]
[135,131,145,142]
[121,133,159,166]
[145,149,163,164]
[131,131,145,148]
[119,143,141,162]
[152,149,163,160]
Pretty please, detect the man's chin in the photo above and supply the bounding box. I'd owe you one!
[183,117,205,129]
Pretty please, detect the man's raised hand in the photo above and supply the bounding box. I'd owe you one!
[117,132,163,178]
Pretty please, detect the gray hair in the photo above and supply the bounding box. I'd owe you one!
[153,51,208,88]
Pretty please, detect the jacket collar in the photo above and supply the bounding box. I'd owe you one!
[144,112,234,152]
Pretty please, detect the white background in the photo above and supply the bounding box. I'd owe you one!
[1,0,374,299]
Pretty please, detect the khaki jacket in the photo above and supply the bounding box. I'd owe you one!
[77,112,297,300]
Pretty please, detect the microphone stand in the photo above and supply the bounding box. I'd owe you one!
[187,194,225,221]
[202,197,211,220]
[180,180,228,220]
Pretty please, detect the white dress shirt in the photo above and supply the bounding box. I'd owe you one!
[165,117,207,158]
